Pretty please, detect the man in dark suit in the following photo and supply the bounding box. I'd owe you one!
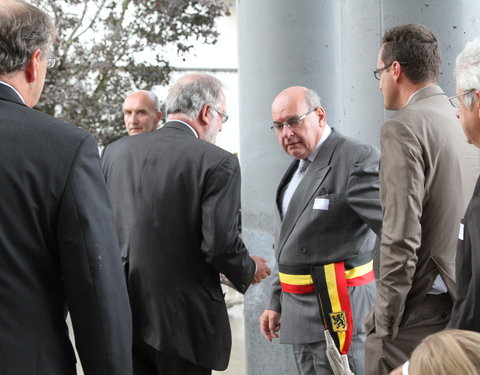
[0,1,132,374]
[259,86,382,375]
[102,73,271,375]
[365,24,479,375]
[447,37,480,332]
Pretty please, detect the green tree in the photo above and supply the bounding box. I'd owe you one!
[31,0,230,145]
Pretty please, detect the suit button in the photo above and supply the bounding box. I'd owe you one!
[301,247,307,254]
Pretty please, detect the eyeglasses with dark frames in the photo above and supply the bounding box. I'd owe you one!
[448,89,476,108]
[373,61,407,80]
[212,107,229,123]
[270,108,316,132]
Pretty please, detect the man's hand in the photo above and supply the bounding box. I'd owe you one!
[259,309,281,342]
[251,256,271,284]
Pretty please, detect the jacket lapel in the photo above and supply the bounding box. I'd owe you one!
[276,130,342,258]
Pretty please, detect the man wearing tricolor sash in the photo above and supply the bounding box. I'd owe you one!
[259,86,382,375]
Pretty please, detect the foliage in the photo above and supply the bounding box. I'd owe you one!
[31,0,230,145]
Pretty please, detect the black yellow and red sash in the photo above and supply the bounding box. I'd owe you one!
[278,254,374,355]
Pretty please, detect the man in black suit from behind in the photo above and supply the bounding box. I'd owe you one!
[0,1,132,374]
[102,73,271,375]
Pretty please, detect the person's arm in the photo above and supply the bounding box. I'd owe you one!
[346,143,382,236]
[200,153,269,293]
[375,120,425,338]
[57,134,132,375]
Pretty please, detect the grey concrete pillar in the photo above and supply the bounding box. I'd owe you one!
[238,1,480,375]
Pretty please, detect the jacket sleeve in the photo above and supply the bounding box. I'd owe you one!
[200,153,255,294]
[374,120,424,338]
[346,143,382,236]
[56,134,132,375]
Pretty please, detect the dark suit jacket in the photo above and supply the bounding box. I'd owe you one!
[0,83,132,375]
[267,129,382,344]
[101,121,256,371]
[449,177,480,331]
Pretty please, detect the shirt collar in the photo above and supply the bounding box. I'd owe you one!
[174,120,199,138]
[0,80,25,104]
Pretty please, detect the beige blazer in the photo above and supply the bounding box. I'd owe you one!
[366,85,480,339]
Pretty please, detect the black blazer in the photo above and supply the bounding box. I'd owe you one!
[102,121,255,370]
[0,84,132,375]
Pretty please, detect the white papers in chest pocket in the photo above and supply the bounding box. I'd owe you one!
[313,197,329,210]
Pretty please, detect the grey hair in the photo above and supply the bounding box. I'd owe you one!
[305,88,321,110]
[455,37,480,110]
[0,0,55,75]
[165,73,224,121]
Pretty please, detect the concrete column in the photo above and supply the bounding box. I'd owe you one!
[238,1,480,375]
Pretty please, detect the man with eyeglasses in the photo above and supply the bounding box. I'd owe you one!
[102,73,271,375]
[259,86,382,375]
[446,37,480,334]
[0,1,133,374]
[365,24,479,375]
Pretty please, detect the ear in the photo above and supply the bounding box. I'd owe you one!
[316,106,327,125]
[156,111,163,124]
[25,49,42,83]
[391,61,403,82]
[199,103,212,125]
[476,90,480,117]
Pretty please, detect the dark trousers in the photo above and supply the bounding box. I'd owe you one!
[133,337,212,375]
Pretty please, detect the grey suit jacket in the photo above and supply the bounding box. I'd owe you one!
[267,129,382,344]
[367,85,480,339]
[102,121,255,370]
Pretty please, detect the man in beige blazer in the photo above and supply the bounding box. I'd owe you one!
[365,24,480,375]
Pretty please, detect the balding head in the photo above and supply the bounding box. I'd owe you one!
[123,90,162,135]
[271,86,326,159]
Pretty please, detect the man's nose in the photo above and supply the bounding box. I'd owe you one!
[281,125,294,138]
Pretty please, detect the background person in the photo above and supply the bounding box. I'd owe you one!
[259,86,382,375]
[409,330,480,375]
[0,1,132,374]
[102,73,270,375]
[123,90,162,135]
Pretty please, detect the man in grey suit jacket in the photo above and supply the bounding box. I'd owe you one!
[102,73,270,375]
[259,86,382,375]
[0,1,132,374]
[365,24,480,375]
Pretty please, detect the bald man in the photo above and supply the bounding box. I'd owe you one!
[259,86,382,375]
[123,90,163,135]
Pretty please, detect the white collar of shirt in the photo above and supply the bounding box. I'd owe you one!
[174,119,198,138]
[0,80,25,104]
[406,86,435,105]
[305,124,332,162]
